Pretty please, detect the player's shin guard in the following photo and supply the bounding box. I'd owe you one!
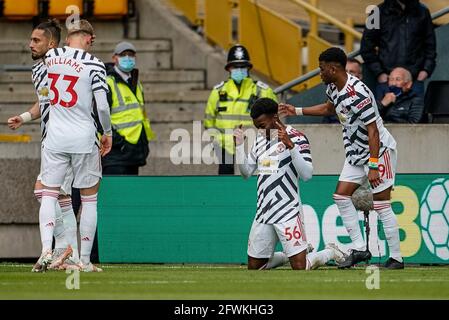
[374,200,402,262]
[79,194,98,265]
[39,189,59,253]
[333,194,365,251]
[59,197,79,261]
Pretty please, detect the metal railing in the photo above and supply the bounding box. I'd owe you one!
[169,0,360,91]
[274,6,449,96]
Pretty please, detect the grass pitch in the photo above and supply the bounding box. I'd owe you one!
[1,263,449,300]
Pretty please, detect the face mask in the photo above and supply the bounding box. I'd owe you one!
[118,56,136,72]
[389,85,403,97]
[230,68,248,84]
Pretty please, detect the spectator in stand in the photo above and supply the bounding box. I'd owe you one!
[378,67,424,123]
[360,0,436,99]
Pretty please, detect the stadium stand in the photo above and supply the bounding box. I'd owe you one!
[0,0,134,20]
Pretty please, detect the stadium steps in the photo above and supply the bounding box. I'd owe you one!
[0,69,206,93]
[0,40,172,69]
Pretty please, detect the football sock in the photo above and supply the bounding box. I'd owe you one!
[265,252,289,269]
[34,189,42,203]
[59,197,79,261]
[53,200,66,250]
[39,189,59,253]
[80,194,98,265]
[333,194,366,251]
[374,200,403,262]
[306,249,333,270]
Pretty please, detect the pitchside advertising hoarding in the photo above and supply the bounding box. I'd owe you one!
[99,174,449,264]
[301,174,449,264]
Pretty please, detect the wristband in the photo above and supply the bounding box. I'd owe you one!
[295,107,303,116]
[369,157,378,163]
[19,112,32,123]
[368,161,379,170]
[103,131,113,137]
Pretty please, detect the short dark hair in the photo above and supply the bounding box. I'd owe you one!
[347,57,362,66]
[319,47,347,68]
[250,98,278,119]
[35,19,61,45]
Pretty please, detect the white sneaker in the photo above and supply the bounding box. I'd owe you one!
[325,243,348,265]
[49,245,73,270]
[31,250,53,272]
[80,262,103,272]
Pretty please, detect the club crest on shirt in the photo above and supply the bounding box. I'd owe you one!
[276,143,286,154]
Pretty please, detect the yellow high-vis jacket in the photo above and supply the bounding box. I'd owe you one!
[203,77,277,154]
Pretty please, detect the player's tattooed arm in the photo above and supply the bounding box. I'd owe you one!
[366,121,382,188]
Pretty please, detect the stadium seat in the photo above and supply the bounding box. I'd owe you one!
[93,0,130,18]
[424,81,449,123]
[48,0,84,17]
[1,0,38,19]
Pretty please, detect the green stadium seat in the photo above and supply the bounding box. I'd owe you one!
[2,0,38,19]
[48,0,84,17]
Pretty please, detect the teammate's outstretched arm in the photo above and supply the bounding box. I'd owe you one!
[7,101,41,130]
[279,101,336,117]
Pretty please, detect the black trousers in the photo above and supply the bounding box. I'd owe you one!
[218,147,235,175]
[103,165,139,175]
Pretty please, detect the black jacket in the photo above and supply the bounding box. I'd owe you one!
[379,90,424,123]
[360,0,436,79]
[101,64,149,169]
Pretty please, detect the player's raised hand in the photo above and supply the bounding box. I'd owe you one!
[100,134,112,157]
[7,116,23,130]
[233,124,245,146]
[275,120,294,149]
[278,103,296,117]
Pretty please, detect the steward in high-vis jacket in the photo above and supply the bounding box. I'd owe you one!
[102,41,155,175]
[204,44,277,175]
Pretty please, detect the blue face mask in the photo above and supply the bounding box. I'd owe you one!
[389,85,403,97]
[230,68,248,84]
[118,56,136,72]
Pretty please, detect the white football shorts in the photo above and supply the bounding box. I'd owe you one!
[247,214,308,259]
[41,145,102,189]
[339,148,397,193]
[37,145,73,195]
